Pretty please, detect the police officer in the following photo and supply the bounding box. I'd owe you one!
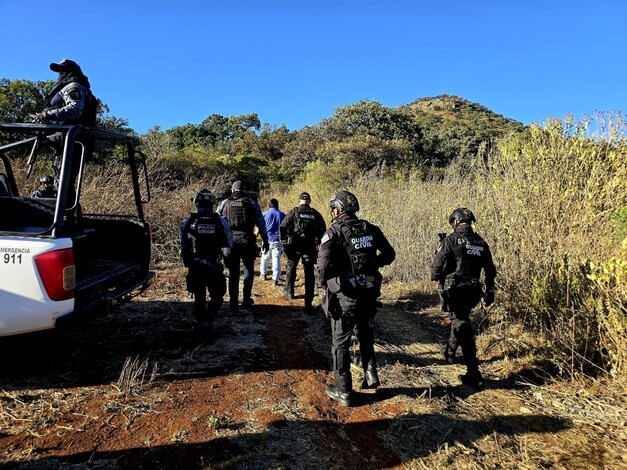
[180,189,233,341]
[30,59,98,205]
[317,190,396,407]
[280,192,327,313]
[31,59,97,127]
[218,181,269,314]
[431,207,496,387]
[31,175,57,198]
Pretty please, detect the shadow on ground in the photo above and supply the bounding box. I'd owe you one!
[1,412,571,470]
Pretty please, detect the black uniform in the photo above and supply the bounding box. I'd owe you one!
[431,223,496,381]
[316,212,396,394]
[180,209,232,335]
[279,204,326,310]
[32,186,57,198]
[218,191,268,312]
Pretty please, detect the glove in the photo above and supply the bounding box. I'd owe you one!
[29,112,48,123]
[484,290,495,306]
[262,241,270,253]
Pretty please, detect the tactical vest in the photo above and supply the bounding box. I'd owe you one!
[339,220,381,294]
[47,84,97,126]
[452,232,487,280]
[292,206,319,245]
[223,195,255,233]
[189,213,224,258]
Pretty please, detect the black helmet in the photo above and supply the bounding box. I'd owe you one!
[193,189,217,209]
[329,190,359,214]
[449,207,476,226]
[40,175,54,185]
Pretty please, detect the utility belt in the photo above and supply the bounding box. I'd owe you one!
[327,271,382,299]
[190,255,222,268]
[233,230,255,244]
[442,274,483,311]
[285,234,316,249]
[443,274,482,291]
[186,257,223,292]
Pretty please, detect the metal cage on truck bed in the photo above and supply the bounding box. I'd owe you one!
[0,122,154,336]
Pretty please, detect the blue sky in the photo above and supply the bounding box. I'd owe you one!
[1,1,625,134]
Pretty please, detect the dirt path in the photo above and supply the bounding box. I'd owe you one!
[1,268,626,469]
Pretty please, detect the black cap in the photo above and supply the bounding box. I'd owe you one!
[299,192,311,200]
[50,59,82,73]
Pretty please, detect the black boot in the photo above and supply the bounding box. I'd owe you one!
[361,365,380,389]
[326,385,351,407]
[194,320,213,343]
[459,370,483,388]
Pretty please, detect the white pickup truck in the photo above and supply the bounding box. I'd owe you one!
[0,123,154,336]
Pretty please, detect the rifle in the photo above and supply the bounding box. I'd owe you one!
[26,132,45,178]
[436,232,449,312]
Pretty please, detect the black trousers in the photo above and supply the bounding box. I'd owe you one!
[330,293,377,393]
[447,285,482,375]
[225,241,257,308]
[187,261,227,325]
[284,249,316,307]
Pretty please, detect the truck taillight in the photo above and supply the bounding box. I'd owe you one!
[35,248,76,301]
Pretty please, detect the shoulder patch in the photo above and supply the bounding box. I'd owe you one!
[320,233,331,245]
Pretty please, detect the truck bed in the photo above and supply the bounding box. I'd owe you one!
[76,259,141,293]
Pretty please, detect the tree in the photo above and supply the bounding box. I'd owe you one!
[0,78,48,123]
[0,77,134,135]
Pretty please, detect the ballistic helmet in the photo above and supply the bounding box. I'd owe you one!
[448,207,476,226]
[193,189,217,209]
[40,175,54,186]
[329,190,359,214]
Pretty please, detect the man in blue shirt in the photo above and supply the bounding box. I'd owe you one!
[260,198,286,286]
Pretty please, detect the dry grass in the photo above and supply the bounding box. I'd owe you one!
[266,113,627,382]
[1,271,626,469]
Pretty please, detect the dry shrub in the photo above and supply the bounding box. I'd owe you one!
[115,356,157,399]
[80,163,233,265]
[265,113,627,380]
[479,114,627,378]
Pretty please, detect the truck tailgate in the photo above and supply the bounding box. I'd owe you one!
[0,236,74,336]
